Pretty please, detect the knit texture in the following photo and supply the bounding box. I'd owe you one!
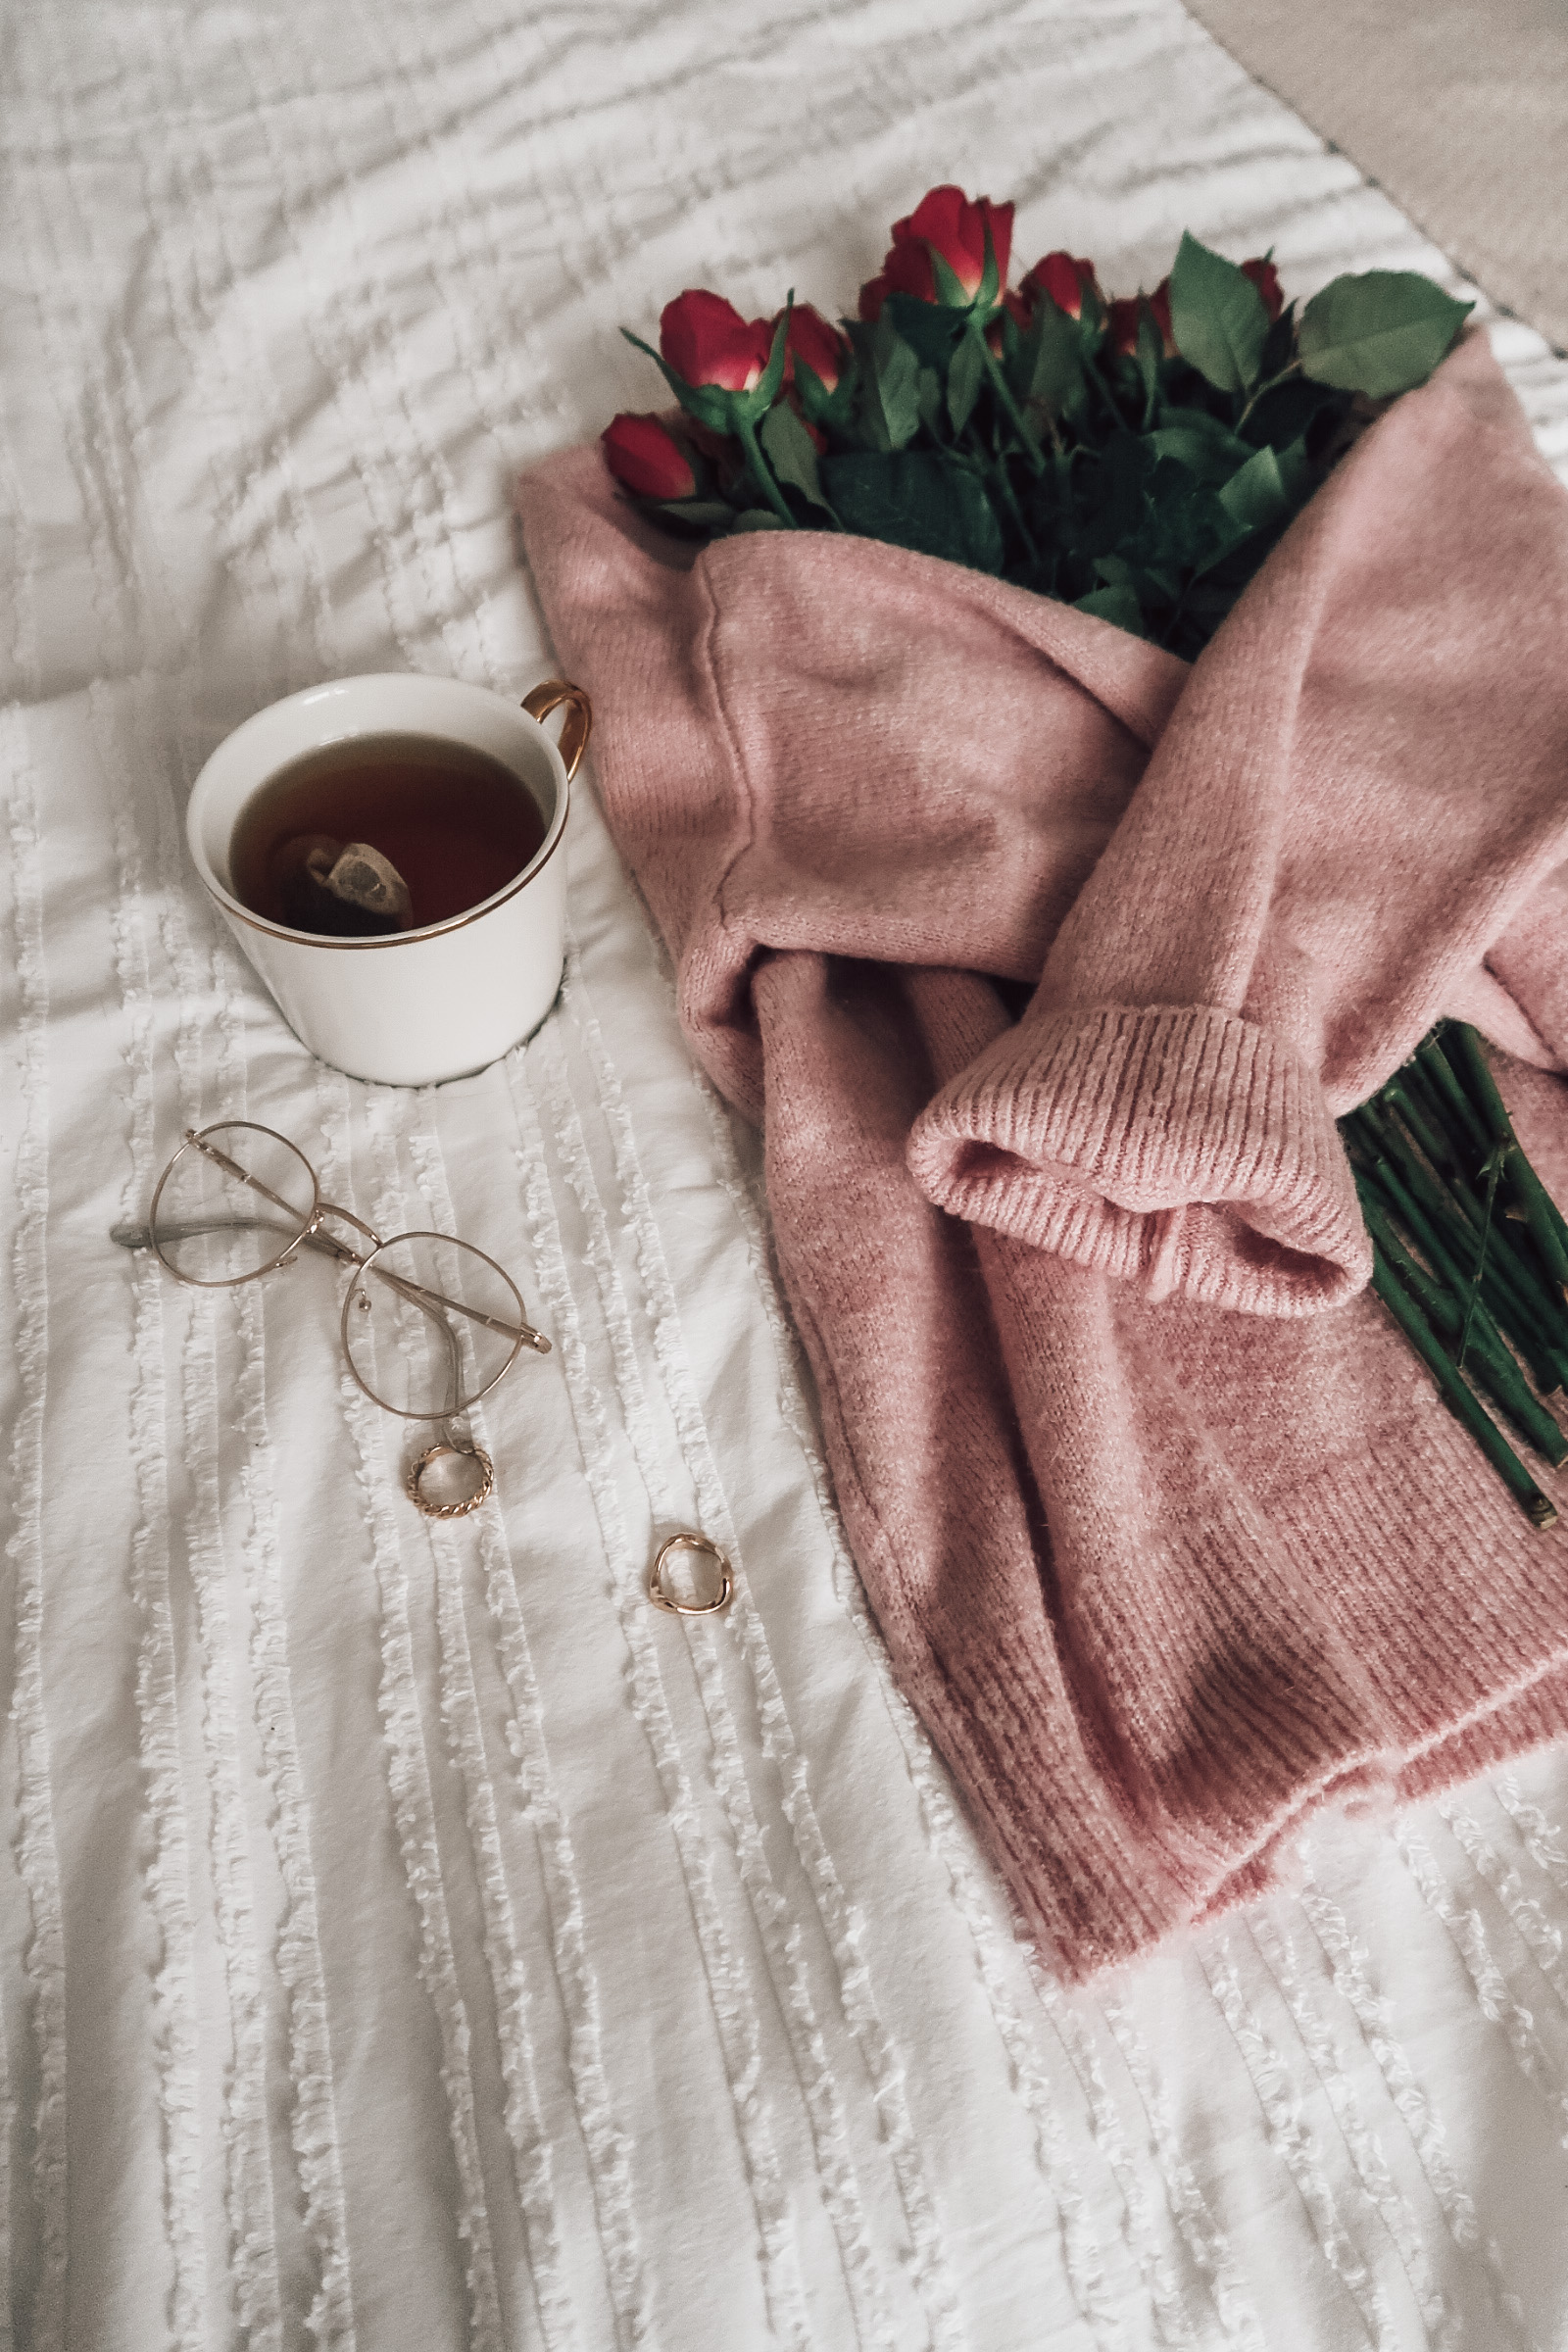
[517,329,1568,1978]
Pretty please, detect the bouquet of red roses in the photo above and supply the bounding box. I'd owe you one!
[603,183,1471,658]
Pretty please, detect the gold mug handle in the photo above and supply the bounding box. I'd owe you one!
[521,679,592,782]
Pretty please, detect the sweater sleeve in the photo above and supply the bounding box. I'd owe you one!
[907,331,1568,1316]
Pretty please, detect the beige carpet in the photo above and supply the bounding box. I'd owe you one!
[1186,0,1568,353]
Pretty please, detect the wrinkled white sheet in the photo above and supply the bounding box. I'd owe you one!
[3,3,1568,2346]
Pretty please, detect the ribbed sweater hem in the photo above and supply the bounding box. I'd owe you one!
[906,1002,1370,1315]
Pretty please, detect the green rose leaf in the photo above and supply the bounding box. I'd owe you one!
[1146,422,1253,484]
[1134,307,1164,414]
[883,293,965,373]
[760,401,836,517]
[1272,434,1316,507]
[948,331,985,433]
[928,248,975,311]
[1217,442,1290,533]
[620,329,736,433]
[915,367,945,435]
[654,499,738,531]
[856,314,923,452]
[1168,232,1270,395]
[974,222,1002,318]
[730,510,790,532]
[819,451,1005,573]
[1023,296,1084,416]
[1298,271,1473,398]
[792,353,857,432]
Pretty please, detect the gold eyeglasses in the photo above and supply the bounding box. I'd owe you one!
[112,1121,550,1517]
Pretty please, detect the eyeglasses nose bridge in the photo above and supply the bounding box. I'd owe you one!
[314,1199,385,1251]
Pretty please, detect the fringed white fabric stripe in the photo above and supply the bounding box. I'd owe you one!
[1440,1798,1568,2018]
[170,1113,283,2352]
[1396,1828,1568,2146]
[532,1009,898,2352]
[215,972,357,2350]
[1247,1913,1454,2349]
[561,944,986,2347]
[1098,1995,1267,2352]
[0,705,69,2352]
[1494,1775,1568,1899]
[107,710,210,2348]
[1030,1982,1200,2348]
[1201,1936,1397,2349]
[506,1044,814,2352]
[313,1073,506,2352]
[1296,1856,1533,2348]
[387,1100,581,2352]
[415,1103,654,2352]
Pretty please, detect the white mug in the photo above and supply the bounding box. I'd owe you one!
[186,673,591,1087]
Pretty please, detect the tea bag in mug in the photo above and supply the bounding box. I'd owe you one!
[272,834,416,937]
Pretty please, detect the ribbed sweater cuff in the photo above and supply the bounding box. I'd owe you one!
[906,1003,1370,1315]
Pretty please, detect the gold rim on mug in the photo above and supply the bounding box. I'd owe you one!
[209,679,593,952]
[648,1531,734,1617]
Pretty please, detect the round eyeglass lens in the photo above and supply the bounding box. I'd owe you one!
[149,1123,318,1287]
[341,1233,527,1419]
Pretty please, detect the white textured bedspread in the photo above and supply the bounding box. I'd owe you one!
[5,4,1568,2346]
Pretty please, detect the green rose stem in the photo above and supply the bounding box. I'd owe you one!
[1379,1078,1454,1175]
[973,330,1046,476]
[1369,1240,1557,1528]
[985,456,1041,563]
[1358,1189,1567,1464]
[1401,1046,1478,1154]
[1234,359,1301,432]
[1413,1037,1568,1392]
[1400,1077,1568,1373]
[1347,1128,1563,1394]
[1446,1022,1568,1298]
[734,414,798,528]
[1455,1145,1505,1370]
[1351,1101,1564,1366]
[1082,345,1124,422]
[1414,1032,1492,1159]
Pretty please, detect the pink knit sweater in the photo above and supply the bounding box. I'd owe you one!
[518,330,1568,1978]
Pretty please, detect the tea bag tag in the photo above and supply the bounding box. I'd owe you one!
[307,841,414,931]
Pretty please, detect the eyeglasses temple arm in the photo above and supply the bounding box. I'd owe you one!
[110,1218,352,1263]
[186,1130,318,1229]
[366,1264,552,1354]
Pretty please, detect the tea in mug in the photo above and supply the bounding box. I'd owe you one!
[228,732,548,937]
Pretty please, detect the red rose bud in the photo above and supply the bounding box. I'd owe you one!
[659,288,773,392]
[858,235,944,314]
[774,302,849,391]
[861,184,1015,314]
[986,284,1034,354]
[1107,278,1175,359]
[898,184,1013,297]
[601,413,697,501]
[1241,257,1285,322]
[1105,296,1141,357]
[1020,251,1101,320]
